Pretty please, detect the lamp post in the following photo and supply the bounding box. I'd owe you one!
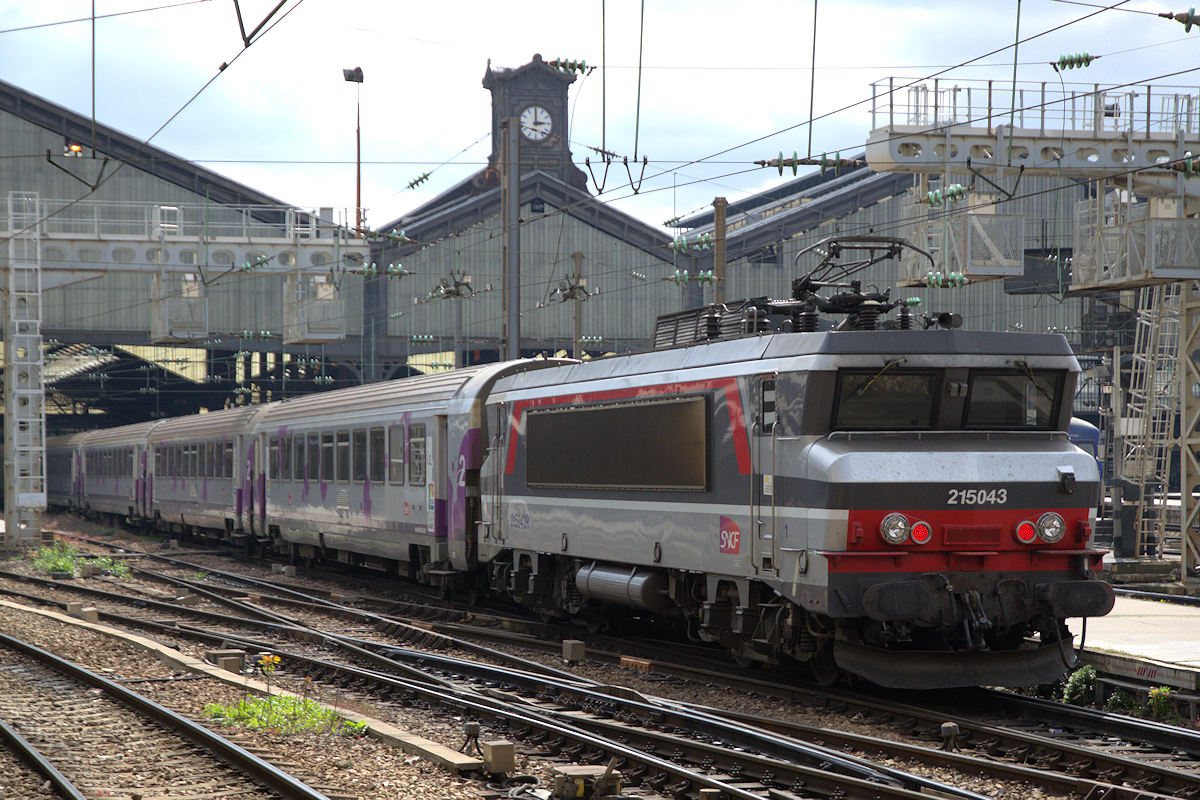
[343,66,364,236]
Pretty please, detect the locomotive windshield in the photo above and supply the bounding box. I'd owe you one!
[833,370,939,429]
[831,367,1066,430]
[965,369,1063,429]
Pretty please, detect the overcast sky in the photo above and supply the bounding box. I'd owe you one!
[2,1,1195,231]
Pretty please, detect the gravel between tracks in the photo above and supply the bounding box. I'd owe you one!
[0,604,507,800]
[28,520,1072,799]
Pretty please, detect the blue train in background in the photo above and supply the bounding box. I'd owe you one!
[1069,417,1104,509]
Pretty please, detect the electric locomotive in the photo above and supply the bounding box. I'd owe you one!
[479,236,1114,688]
[46,235,1114,689]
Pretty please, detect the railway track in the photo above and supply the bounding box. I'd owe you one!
[0,628,331,800]
[21,529,1200,800]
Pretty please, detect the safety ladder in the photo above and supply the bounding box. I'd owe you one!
[4,191,47,549]
[1124,283,1180,557]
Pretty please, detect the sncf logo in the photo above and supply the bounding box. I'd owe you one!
[719,516,741,554]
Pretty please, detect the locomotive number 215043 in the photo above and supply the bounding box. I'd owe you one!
[946,488,1007,505]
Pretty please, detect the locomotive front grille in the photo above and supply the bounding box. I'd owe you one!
[943,524,1002,545]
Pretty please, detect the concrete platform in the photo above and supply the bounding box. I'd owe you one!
[1068,595,1200,689]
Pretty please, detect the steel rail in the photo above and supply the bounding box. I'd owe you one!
[0,580,987,800]
[975,686,1200,757]
[673,701,1185,800]
[0,717,89,800]
[0,631,332,800]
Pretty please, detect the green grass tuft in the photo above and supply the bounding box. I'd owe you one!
[30,541,79,575]
[204,695,366,736]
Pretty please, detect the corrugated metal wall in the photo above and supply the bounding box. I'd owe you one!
[388,207,678,351]
[2,111,360,337]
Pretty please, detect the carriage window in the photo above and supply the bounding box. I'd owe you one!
[280,434,292,480]
[321,432,334,481]
[833,370,939,429]
[225,442,234,479]
[388,425,405,484]
[336,431,350,483]
[307,434,320,481]
[526,397,708,490]
[369,427,386,483]
[352,429,368,482]
[294,434,306,481]
[206,442,215,478]
[965,369,1063,429]
[269,439,279,480]
[408,424,426,486]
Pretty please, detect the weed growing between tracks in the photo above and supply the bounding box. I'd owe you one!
[28,540,131,579]
[204,694,368,736]
[1048,665,1196,726]
[205,654,368,736]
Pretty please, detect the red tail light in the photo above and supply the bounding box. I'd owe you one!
[909,520,933,544]
[1015,520,1038,544]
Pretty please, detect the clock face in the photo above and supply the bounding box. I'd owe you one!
[519,105,552,142]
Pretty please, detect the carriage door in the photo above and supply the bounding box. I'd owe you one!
[137,445,147,519]
[477,402,507,563]
[430,416,448,559]
[751,375,778,576]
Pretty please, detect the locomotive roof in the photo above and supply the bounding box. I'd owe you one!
[497,329,1078,392]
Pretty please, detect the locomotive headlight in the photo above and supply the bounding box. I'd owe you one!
[1037,512,1066,543]
[1015,520,1038,544]
[880,512,910,545]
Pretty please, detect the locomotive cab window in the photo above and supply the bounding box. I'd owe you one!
[832,370,939,430]
[965,368,1064,429]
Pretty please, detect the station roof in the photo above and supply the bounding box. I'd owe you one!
[0,77,289,208]
[379,167,670,263]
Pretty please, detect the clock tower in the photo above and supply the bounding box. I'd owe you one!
[481,54,588,191]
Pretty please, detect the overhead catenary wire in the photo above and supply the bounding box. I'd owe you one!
[0,0,212,36]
